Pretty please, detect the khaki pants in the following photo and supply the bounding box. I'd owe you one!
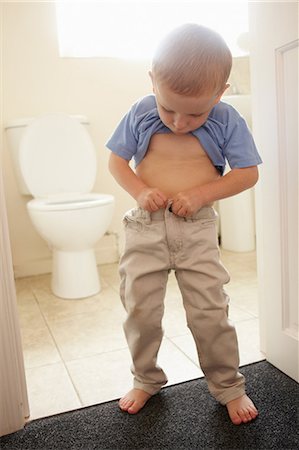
[119,205,245,405]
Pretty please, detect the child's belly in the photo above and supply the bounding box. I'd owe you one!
[136,133,220,198]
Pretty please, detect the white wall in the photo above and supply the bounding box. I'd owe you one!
[3,2,148,276]
[2,2,250,278]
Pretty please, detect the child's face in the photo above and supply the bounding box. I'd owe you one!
[151,77,225,135]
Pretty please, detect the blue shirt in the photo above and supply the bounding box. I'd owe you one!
[106,94,262,175]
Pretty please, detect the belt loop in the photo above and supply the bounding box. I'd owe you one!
[135,207,152,224]
[143,209,151,224]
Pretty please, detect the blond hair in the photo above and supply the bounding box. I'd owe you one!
[152,24,232,96]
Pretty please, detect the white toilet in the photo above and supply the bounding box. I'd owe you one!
[5,113,115,299]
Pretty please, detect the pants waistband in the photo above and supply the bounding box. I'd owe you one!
[127,205,217,223]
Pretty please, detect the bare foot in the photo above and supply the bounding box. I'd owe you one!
[226,394,258,425]
[118,389,152,414]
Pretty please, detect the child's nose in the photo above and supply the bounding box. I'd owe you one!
[173,114,187,129]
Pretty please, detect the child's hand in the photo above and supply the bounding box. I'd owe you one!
[137,187,168,212]
[171,188,203,217]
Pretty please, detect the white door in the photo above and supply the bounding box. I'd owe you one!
[249,1,298,381]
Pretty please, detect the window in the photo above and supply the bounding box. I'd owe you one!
[56,0,249,59]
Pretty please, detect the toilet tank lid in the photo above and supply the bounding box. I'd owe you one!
[5,115,89,129]
[19,113,96,198]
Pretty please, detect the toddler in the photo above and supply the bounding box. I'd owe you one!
[107,24,262,425]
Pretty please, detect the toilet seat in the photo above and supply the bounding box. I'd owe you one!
[20,113,97,198]
[27,193,114,212]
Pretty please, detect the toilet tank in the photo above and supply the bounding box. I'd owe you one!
[5,115,89,195]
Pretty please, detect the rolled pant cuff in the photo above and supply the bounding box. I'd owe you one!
[133,380,165,396]
[217,387,246,405]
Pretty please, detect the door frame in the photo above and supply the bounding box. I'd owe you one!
[0,168,30,437]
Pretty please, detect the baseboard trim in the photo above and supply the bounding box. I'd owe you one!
[13,234,119,279]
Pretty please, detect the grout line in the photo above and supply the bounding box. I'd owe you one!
[164,335,200,369]
[29,287,85,407]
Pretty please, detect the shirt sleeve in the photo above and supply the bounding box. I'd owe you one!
[223,113,262,169]
[106,102,139,161]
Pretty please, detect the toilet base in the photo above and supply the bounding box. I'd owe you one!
[51,249,100,299]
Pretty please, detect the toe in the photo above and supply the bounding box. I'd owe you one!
[230,412,242,425]
[127,402,139,414]
[127,400,145,414]
[240,409,251,423]
[248,407,258,420]
[232,407,258,424]
[119,397,134,411]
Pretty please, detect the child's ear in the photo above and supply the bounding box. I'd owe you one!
[215,84,230,104]
[222,83,230,96]
[148,70,155,92]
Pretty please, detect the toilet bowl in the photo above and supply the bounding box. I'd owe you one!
[5,113,114,299]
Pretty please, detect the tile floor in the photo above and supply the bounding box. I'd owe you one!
[15,249,264,420]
